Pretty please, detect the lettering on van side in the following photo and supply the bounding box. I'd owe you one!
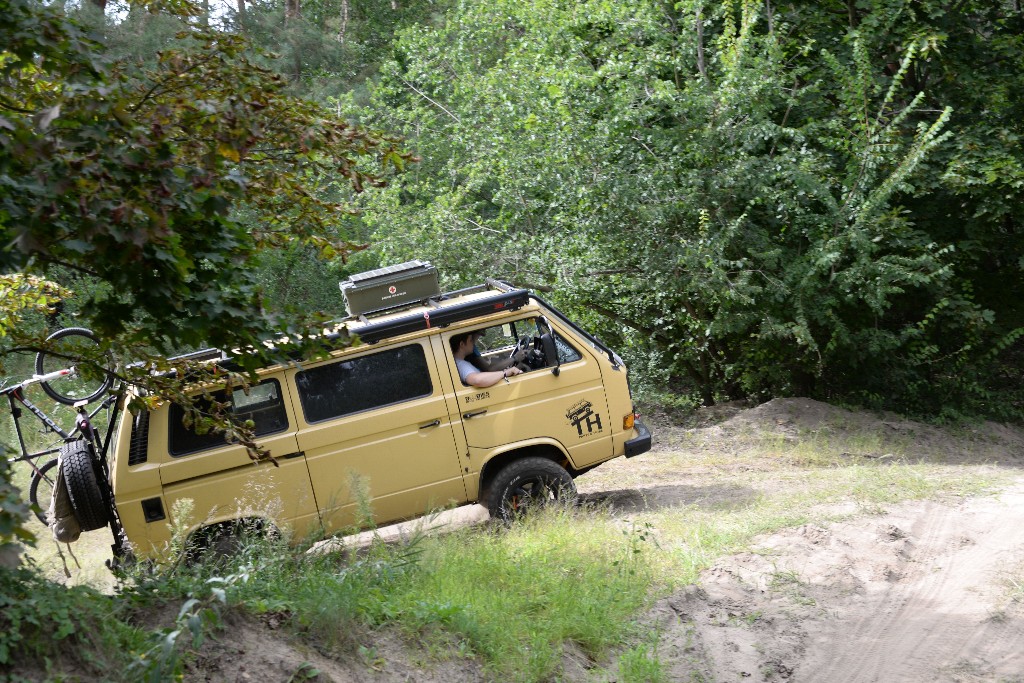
[464,391,491,403]
[566,400,603,438]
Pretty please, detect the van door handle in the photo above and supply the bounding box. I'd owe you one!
[280,451,305,460]
[463,410,488,419]
[419,419,441,429]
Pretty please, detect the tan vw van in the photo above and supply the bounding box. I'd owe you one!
[108,264,652,559]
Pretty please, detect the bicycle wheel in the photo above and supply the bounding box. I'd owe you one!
[35,327,113,405]
[28,458,58,525]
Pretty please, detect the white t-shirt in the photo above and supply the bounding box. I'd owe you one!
[456,358,479,384]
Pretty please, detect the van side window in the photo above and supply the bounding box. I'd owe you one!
[296,344,433,423]
[168,380,288,457]
[553,335,582,364]
[473,317,582,365]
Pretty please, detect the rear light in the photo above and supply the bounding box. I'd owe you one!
[623,412,636,430]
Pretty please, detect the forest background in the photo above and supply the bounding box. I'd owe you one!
[1,0,1023,542]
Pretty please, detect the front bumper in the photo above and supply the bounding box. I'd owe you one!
[624,419,652,458]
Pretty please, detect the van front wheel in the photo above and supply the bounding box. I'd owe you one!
[485,457,575,523]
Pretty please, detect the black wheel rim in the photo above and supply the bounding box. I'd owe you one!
[505,476,561,518]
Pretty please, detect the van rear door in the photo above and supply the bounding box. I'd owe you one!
[156,376,320,540]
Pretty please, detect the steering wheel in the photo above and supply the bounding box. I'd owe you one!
[509,334,531,360]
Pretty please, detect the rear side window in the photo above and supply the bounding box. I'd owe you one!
[169,380,289,457]
[296,344,433,423]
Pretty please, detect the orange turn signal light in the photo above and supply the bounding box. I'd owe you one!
[623,412,635,430]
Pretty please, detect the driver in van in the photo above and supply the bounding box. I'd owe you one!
[450,330,525,387]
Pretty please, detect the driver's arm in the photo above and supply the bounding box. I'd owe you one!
[472,353,516,372]
[468,348,524,374]
[464,366,523,388]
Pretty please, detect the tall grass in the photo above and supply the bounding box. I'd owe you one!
[217,505,662,682]
[370,510,659,681]
[0,563,148,680]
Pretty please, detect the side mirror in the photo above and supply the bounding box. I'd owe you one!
[540,333,560,377]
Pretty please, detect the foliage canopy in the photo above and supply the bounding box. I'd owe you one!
[0,0,409,545]
[353,0,1024,419]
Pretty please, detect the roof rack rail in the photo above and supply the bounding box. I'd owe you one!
[330,285,532,344]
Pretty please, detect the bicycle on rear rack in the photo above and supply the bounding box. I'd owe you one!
[1,328,119,527]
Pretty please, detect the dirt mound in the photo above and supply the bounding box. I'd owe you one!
[181,612,483,683]
[649,397,1024,465]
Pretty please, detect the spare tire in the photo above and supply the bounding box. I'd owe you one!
[60,440,111,531]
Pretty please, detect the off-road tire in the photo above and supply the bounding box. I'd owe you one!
[28,458,58,526]
[35,327,113,405]
[60,440,111,531]
[485,456,576,523]
[185,520,271,566]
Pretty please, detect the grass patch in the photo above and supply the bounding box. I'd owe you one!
[6,419,1016,682]
[369,509,660,681]
[214,506,664,682]
[0,563,148,681]
[1004,561,1024,605]
[618,636,668,683]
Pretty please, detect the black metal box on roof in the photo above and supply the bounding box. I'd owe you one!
[339,260,441,316]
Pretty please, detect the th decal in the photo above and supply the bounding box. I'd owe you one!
[566,400,603,437]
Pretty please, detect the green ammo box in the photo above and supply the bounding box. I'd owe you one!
[339,260,441,317]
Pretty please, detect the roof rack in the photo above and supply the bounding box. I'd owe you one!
[331,283,531,344]
[166,280,533,369]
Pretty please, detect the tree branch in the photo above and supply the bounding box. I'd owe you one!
[695,6,708,82]
[399,77,461,123]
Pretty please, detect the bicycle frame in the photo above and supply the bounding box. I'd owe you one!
[3,385,117,464]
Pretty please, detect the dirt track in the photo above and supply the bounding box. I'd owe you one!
[572,399,1024,683]
[646,482,1024,682]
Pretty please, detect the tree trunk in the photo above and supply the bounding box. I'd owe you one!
[695,6,708,82]
[236,0,246,28]
[88,0,106,11]
[847,0,860,28]
[339,0,349,43]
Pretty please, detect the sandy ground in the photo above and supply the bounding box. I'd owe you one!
[17,398,1024,682]
[649,483,1024,682]
[182,398,1024,683]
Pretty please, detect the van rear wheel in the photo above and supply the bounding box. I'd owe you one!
[485,457,575,523]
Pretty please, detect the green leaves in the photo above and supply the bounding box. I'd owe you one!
[0,1,419,545]
[352,0,1022,417]
[1,0,417,357]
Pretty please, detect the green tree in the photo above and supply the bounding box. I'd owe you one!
[0,0,408,547]
[354,0,1022,418]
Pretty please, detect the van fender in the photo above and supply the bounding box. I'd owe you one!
[470,437,575,501]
